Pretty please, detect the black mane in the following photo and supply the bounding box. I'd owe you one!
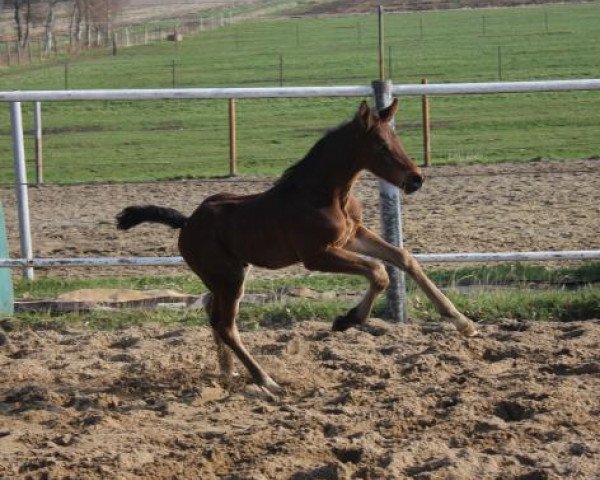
[274,120,353,187]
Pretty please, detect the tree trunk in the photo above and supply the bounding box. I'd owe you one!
[43,3,55,53]
[13,1,23,45]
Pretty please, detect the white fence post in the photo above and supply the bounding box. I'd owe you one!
[9,102,34,280]
[373,79,407,322]
[34,101,43,185]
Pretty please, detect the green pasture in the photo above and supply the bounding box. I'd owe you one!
[0,3,599,184]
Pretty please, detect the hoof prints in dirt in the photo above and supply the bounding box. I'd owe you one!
[0,320,598,479]
[493,400,537,422]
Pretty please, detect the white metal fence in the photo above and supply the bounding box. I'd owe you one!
[2,79,600,319]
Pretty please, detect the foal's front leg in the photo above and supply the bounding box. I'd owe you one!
[303,246,389,331]
[347,226,478,336]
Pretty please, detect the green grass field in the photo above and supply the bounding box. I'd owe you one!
[0,3,599,184]
[10,263,600,329]
[9,263,599,329]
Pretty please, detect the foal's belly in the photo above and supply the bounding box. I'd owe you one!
[213,197,301,269]
[228,218,301,269]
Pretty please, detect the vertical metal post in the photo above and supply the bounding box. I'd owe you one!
[9,102,34,281]
[378,6,385,80]
[421,78,431,167]
[372,80,407,322]
[64,62,69,89]
[497,45,502,81]
[172,59,176,88]
[34,102,43,185]
[229,98,237,176]
[279,54,284,87]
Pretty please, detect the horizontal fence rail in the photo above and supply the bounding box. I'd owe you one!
[3,79,600,322]
[2,251,600,268]
[1,79,600,102]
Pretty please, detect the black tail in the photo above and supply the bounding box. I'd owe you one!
[116,205,188,230]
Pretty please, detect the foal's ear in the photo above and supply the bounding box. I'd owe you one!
[378,98,399,124]
[355,100,373,130]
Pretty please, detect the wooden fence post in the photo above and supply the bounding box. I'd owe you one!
[421,78,431,167]
[229,98,237,176]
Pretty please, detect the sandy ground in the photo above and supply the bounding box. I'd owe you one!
[1,159,599,279]
[0,318,598,479]
[0,160,599,478]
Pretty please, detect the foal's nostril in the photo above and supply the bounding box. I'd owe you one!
[403,173,423,194]
[410,173,423,188]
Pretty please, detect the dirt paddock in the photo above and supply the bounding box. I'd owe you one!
[0,319,599,479]
[0,159,598,279]
[0,160,599,478]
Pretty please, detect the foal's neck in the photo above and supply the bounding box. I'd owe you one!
[285,122,365,207]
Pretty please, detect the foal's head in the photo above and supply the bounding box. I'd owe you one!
[354,100,423,194]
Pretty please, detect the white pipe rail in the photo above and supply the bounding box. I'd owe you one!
[0,86,372,102]
[392,79,600,96]
[1,79,600,102]
[1,250,599,268]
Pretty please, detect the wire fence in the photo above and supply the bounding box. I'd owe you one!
[1,4,599,86]
[0,4,599,286]
[0,90,598,186]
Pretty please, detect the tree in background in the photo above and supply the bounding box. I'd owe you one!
[12,0,32,47]
[3,0,128,53]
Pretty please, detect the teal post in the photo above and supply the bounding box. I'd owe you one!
[0,202,14,315]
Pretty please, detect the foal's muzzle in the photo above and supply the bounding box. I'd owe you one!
[403,173,423,194]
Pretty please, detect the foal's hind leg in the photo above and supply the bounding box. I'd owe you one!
[347,226,477,336]
[204,293,236,378]
[207,270,282,394]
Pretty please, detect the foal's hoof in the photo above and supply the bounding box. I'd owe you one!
[260,377,284,395]
[332,307,361,332]
[459,322,479,337]
[444,314,479,337]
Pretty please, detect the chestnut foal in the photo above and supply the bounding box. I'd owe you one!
[117,100,477,394]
